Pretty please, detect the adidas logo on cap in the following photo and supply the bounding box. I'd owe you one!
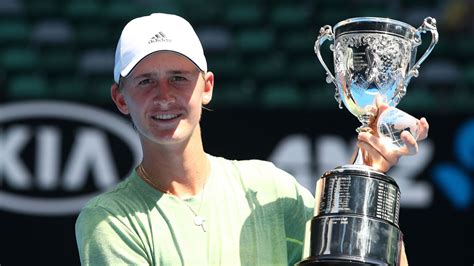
[149,32,171,44]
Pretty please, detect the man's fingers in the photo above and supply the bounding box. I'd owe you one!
[356,111,428,173]
[400,131,418,155]
[375,95,389,115]
[358,132,399,166]
[417,117,429,140]
[357,141,393,172]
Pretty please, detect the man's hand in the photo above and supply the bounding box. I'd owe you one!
[356,97,430,172]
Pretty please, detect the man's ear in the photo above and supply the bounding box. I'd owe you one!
[202,71,214,105]
[111,83,130,115]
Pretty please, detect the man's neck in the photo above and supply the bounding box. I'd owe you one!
[139,130,210,198]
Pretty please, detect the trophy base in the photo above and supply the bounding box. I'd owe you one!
[297,257,379,265]
[298,165,402,266]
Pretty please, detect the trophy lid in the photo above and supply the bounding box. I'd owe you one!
[333,17,417,40]
[323,164,399,187]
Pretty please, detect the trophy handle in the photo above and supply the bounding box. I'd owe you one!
[314,25,342,108]
[405,17,439,86]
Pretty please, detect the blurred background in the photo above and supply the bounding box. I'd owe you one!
[0,0,473,265]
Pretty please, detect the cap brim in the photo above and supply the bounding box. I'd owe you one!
[120,50,206,80]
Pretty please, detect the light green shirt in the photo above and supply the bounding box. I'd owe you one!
[76,155,315,265]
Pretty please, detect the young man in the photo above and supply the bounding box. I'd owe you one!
[76,13,428,265]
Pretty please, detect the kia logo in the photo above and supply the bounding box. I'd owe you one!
[0,101,142,216]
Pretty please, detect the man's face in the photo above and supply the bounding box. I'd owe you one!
[112,51,214,146]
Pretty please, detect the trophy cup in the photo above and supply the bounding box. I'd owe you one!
[298,17,438,265]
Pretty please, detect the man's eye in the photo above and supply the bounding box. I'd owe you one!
[138,79,152,86]
[171,76,187,82]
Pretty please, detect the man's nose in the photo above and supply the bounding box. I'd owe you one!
[153,84,176,108]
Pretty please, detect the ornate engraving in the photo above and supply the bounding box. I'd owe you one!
[333,33,413,117]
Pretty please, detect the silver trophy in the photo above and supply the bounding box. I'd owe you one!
[298,17,438,265]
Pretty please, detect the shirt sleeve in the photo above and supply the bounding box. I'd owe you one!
[251,160,315,265]
[270,168,314,265]
[75,206,150,266]
[283,178,315,265]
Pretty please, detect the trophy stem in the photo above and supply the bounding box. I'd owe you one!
[356,113,375,133]
[352,148,365,165]
[353,112,376,165]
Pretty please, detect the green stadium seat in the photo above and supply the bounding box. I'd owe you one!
[51,77,87,100]
[288,57,326,84]
[398,87,436,111]
[24,0,59,17]
[250,53,286,81]
[236,29,275,53]
[65,0,102,20]
[416,60,460,85]
[41,49,77,73]
[181,2,220,25]
[355,7,394,18]
[88,77,116,103]
[225,3,263,26]
[7,75,48,98]
[261,83,303,109]
[400,0,437,8]
[279,31,316,55]
[430,38,449,58]
[148,1,182,15]
[0,0,23,17]
[1,47,39,71]
[270,4,311,28]
[456,36,474,58]
[207,53,241,79]
[75,23,112,47]
[219,0,255,3]
[463,64,474,85]
[79,49,114,74]
[317,8,351,25]
[103,1,147,21]
[307,85,337,109]
[197,27,232,52]
[211,82,256,108]
[448,88,474,112]
[32,20,74,45]
[317,0,350,6]
[0,20,30,44]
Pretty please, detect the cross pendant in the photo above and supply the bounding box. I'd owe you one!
[193,216,206,232]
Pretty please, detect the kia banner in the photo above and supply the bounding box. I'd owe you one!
[0,101,472,265]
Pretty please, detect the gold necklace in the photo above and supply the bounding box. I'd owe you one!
[136,164,208,232]
[137,164,171,194]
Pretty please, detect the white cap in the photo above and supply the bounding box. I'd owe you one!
[113,13,207,83]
